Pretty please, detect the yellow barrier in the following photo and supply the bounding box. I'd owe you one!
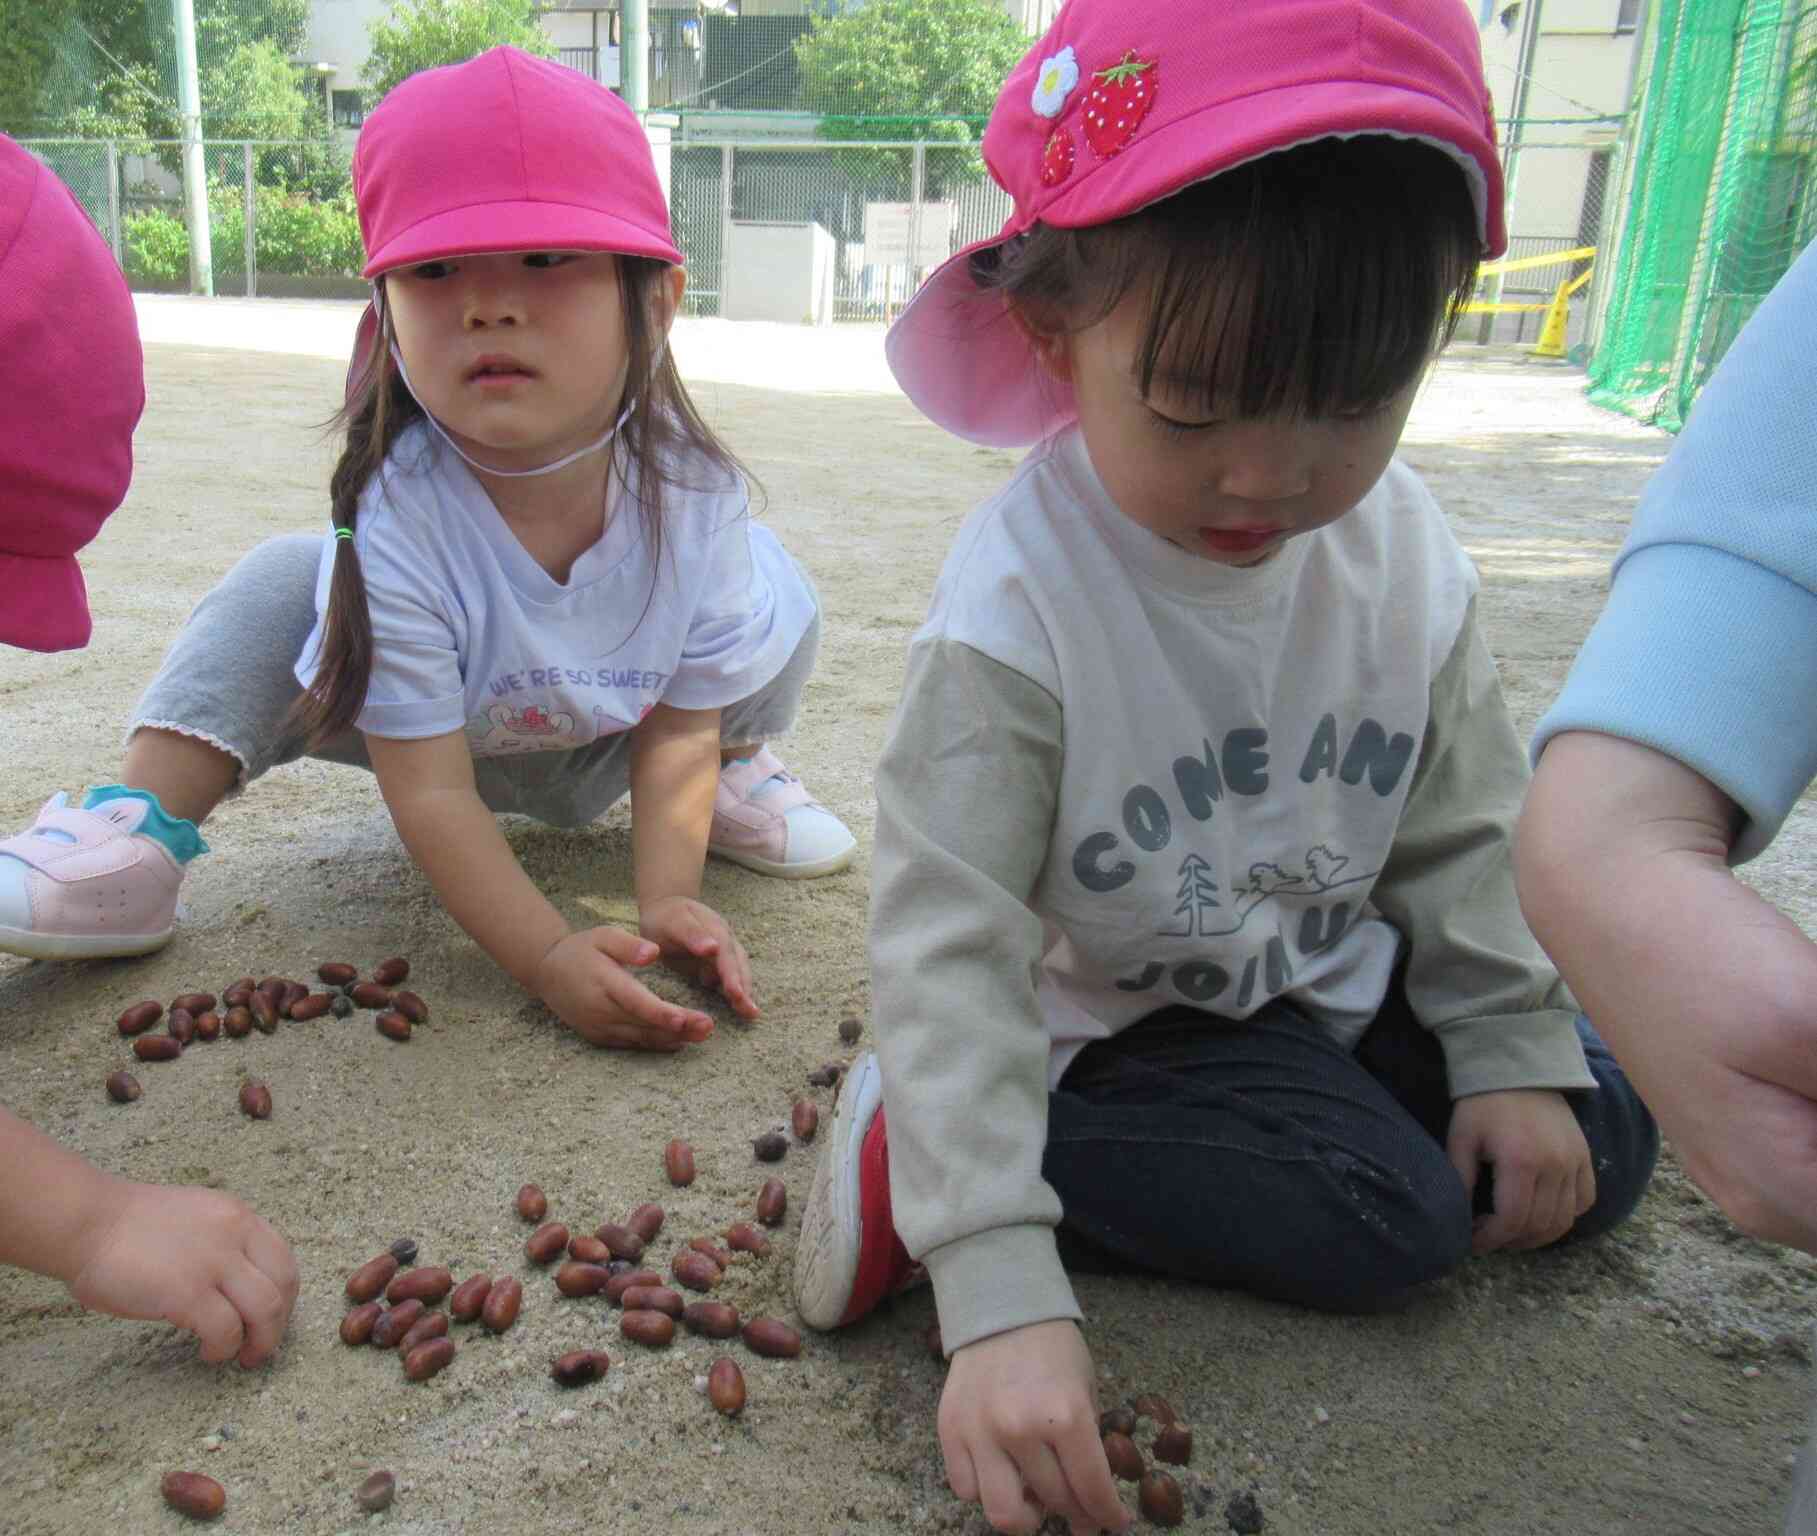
[1458,245,1595,356]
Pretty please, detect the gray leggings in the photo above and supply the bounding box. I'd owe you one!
[131,533,821,828]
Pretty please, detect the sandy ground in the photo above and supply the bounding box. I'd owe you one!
[3,302,1815,1536]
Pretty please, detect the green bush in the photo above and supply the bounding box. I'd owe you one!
[126,185,364,284]
[210,182,363,278]
[122,209,190,283]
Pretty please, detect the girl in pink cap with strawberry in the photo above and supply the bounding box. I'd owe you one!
[0,49,854,1052]
[794,3,1657,1531]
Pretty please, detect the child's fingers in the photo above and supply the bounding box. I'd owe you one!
[942,1438,983,1507]
[1019,1439,1115,1536]
[1574,1158,1597,1218]
[590,927,660,967]
[716,940,759,1017]
[599,964,710,1035]
[1478,1163,1538,1252]
[183,1287,248,1365]
[220,1260,290,1367]
[970,1444,1043,1535]
[1054,1423,1132,1533]
[245,1216,300,1314]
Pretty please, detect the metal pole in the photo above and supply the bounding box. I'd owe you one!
[624,0,650,113]
[1477,0,1544,343]
[172,0,213,295]
[244,143,257,298]
[909,141,926,293]
[105,142,122,267]
[719,143,734,313]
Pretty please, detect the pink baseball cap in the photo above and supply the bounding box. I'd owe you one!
[0,134,145,653]
[347,46,684,393]
[887,0,1506,447]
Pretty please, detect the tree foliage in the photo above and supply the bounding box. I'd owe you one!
[0,0,317,141]
[793,0,1027,127]
[361,0,554,106]
[792,0,1028,203]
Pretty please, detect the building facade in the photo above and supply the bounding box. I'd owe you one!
[1475,0,1647,244]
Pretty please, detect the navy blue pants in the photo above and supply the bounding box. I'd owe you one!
[1044,988,1658,1312]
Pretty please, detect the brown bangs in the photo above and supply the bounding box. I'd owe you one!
[978,137,1482,420]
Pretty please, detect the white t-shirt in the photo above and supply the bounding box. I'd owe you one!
[295,423,814,753]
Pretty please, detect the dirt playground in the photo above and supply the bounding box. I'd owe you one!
[1,307,1813,1534]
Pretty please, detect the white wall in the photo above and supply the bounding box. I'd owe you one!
[302,0,387,84]
[1476,0,1638,237]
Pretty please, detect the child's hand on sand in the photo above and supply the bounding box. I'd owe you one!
[1448,1088,1595,1252]
[938,1319,1132,1535]
[64,1180,299,1366]
[639,895,760,1020]
[535,926,716,1050]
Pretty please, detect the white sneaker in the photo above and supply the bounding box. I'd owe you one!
[708,746,856,879]
[0,793,185,960]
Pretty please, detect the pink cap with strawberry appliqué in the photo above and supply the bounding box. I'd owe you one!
[886,0,1507,448]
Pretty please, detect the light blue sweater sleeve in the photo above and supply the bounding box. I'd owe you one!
[1532,241,1817,864]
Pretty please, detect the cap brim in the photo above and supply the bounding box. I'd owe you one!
[0,551,92,653]
[888,81,1504,448]
[886,237,1077,450]
[346,301,381,406]
[362,202,683,277]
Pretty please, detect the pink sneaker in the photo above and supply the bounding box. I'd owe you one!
[794,1053,926,1329]
[708,746,856,879]
[0,793,185,960]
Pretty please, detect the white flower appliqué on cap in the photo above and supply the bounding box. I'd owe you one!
[1031,46,1080,119]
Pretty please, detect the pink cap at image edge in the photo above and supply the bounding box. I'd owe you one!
[0,134,145,652]
[886,0,1508,448]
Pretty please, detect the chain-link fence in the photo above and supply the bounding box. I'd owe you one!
[22,133,1022,317]
[25,121,1635,351]
[671,140,1011,322]
[24,137,358,299]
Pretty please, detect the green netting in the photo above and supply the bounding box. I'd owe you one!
[1589,0,1817,430]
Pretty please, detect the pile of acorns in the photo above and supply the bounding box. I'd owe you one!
[103,957,430,1112]
[1101,1395,1193,1527]
[334,1147,812,1415]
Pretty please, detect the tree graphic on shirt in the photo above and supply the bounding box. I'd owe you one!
[1160,853,1221,937]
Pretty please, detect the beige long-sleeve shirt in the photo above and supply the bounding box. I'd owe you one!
[870,429,1591,1353]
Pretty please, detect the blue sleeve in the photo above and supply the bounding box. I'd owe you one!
[1532,241,1817,864]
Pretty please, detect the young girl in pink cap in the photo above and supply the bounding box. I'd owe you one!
[793,3,1656,1531]
[0,48,855,1050]
[0,133,299,1370]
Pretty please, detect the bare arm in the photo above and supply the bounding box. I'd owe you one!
[629,702,720,910]
[366,729,713,1047]
[628,703,759,1017]
[367,729,569,987]
[0,1107,128,1281]
[0,1107,298,1364]
[1516,729,1817,1248]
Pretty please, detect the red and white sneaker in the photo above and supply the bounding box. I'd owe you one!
[793,1052,926,1329]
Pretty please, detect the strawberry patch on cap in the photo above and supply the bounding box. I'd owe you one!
[1041,127,1076,187]
[1082,51,1157,160]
